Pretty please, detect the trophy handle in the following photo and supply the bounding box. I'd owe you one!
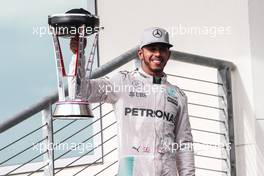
[84,33,99,79]
[71,25,86,100]
[50,30,66,101]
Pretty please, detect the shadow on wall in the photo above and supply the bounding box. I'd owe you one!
[232,68,264,176]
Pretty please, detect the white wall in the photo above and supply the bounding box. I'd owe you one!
[97,0,264,175]
[248,0,264,175]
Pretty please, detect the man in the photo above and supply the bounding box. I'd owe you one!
[71,27,195,176]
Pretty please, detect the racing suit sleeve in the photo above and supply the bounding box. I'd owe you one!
[80,73,121,104]
[174,93,195,176]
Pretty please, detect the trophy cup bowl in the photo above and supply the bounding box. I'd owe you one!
[48,13,99,37]
[53,101,94,118]
[48,9,99,119]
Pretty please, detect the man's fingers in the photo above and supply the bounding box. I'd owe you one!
[70,38,78,54]
[70,37,87,54]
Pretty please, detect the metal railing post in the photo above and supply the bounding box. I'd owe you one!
[42,104,54,176]
[218,67,236,176]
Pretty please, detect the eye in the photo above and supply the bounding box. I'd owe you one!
[160,47,168,52]
[144,45,169,52]
[149,46,157,52]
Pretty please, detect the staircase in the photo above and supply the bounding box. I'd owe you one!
[0,47,236,176]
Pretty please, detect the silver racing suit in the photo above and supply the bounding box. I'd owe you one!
[80,68,195,176]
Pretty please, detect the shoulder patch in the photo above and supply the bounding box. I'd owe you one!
[178,89,186,97]
[169,84,186,98]
[167,87,177,97]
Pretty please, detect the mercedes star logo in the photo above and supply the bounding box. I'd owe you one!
[152,29,162,38]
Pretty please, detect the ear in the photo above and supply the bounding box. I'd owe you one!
[168,50,171,59]
[137,48,144,60]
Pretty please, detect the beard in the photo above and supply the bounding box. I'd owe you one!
[142,58,163,73]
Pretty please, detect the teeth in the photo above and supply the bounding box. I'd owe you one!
[153,58,160,61]
[153,60,161,64]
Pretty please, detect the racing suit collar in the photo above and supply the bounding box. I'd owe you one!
[137,68,167,84]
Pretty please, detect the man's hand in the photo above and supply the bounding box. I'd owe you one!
[70,36,87,54]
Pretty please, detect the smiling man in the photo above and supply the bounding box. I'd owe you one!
[138,27,172,77]
[71,27,195,176]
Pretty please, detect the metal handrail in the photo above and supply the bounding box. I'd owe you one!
[0,47,136,134]
[195,166,228,174]
[0,46,237,176]
[5,150,48,175]
[93,160,118,176]
[54,111,114,161]
[170,50,235,70]
[189,115,225,123]
[0,123,46,152]
[55,134,117,174]
[0,47,235,134]
[166,73,224,85]
[0,137,47,166]
[52,104,102,135]
[73,149,118,176]
[25,110,114,176]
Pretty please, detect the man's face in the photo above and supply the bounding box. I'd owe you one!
[138,43,171,76]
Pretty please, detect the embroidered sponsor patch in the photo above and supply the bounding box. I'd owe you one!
[129,91,147,98]
[132,80,144,89]
[167,97,178,106]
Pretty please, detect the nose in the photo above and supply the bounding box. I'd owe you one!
[154,49,161,57]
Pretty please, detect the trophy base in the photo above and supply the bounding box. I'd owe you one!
[53,101,94,119]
